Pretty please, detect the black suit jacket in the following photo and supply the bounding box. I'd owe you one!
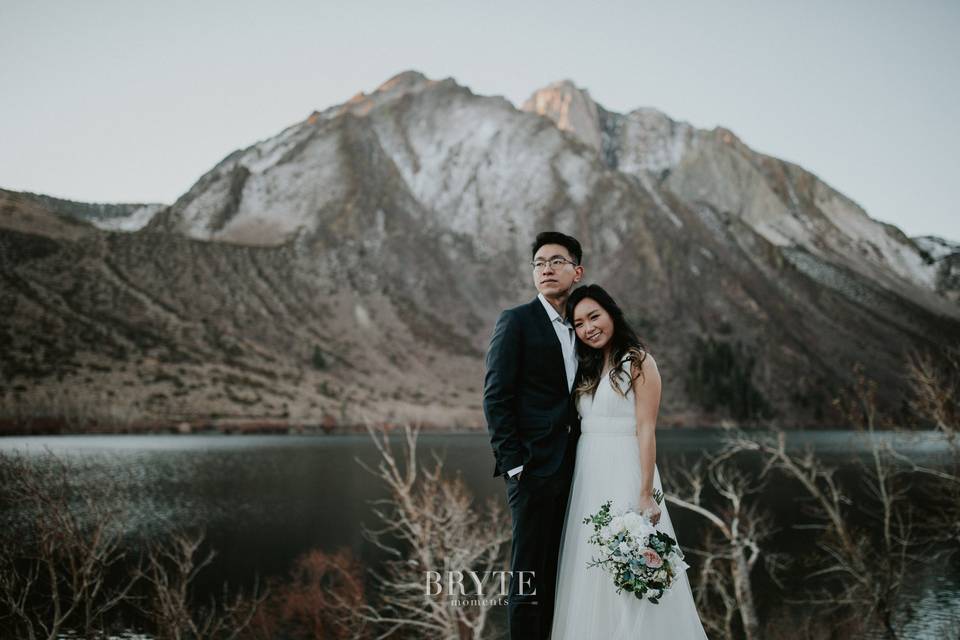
[483,297,581,478]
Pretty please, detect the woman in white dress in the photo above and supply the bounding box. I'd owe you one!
[550,284,708,639]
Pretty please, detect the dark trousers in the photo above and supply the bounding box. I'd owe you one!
[504,438,576,640]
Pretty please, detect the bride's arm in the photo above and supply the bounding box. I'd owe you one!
[632,353,662,521]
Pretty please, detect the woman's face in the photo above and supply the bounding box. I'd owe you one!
[573,297,614,351]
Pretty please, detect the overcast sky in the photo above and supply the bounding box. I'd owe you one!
[1,0,957,239]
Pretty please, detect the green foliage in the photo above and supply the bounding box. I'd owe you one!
[685,335,774,421]
[582,498,684,604]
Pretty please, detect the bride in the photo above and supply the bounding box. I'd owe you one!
[550,284,708,639]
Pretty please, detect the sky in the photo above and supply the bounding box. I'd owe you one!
[1,0,958,240]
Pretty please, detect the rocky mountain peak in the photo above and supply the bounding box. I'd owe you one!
[376,69,431,93]
[340,70,444,117]
[522,79,603,152]
[364,70,440,107]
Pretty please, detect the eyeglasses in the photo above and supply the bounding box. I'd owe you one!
[531,257,578,271]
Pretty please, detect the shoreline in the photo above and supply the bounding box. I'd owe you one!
[0,419,929,437]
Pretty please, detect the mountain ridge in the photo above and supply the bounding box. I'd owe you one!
[2,71,957,431]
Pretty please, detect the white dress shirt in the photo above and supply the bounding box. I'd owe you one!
[508,294,579,478]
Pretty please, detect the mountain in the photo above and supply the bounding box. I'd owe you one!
[913,235,960,304]
[2,71,958,432]
[0,190,164,233]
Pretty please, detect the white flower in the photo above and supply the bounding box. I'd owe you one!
[609,515,626,533]
[618,541,632,555]
[623,511,656,540]
[622,512,642,532]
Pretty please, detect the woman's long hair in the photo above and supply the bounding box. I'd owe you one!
[565,284,649,398]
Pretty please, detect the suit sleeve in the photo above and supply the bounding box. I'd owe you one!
[483,309,526,475]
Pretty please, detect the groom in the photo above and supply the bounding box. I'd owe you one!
[483,231,584,640]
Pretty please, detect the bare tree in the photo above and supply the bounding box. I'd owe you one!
[0,384,144,434]
[904,347,960,555]
[345,424,511,640]
[723,356,960,640]
[0,451,265,640]
[663,453,777,640]
[0,451,141,640]
[664,351,959,640]
[246,547,371,640]
[729,418,915,640]
[136,528,265,640]
[906,347,959,442]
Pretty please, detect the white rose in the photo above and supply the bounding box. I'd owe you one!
[609,516,626,533]
[624,511,656,538]
[622,512,645,535]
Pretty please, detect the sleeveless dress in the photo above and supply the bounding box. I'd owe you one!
[550,359,708,639]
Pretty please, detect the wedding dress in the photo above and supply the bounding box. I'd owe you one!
[550,359,708,639]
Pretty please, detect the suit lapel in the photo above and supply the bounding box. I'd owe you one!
[530,297,568,393]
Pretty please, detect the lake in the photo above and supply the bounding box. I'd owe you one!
[0,430,957,639]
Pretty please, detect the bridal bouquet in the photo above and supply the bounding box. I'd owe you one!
[582,492,689,603]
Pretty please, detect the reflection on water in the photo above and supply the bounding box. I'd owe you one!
[1,431,957,638]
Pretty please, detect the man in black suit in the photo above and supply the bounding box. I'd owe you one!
[483,231,584,640]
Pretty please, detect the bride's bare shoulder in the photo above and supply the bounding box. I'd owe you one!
[628,349,660,383]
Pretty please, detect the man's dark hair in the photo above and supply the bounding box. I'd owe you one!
[531,231,583,265]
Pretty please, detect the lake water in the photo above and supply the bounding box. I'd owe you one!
[1,430,957,639]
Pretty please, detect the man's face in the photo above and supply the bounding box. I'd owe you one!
[532,243,583,297]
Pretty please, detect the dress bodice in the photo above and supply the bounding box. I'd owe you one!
[576,359,636,435]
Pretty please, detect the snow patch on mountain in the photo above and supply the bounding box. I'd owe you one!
[168,118,349,244]
[243,121,314,174]
[914,235,960,261]
[614,108,697,174]
[91,204,165,232]
[363,84,584,251]
[813,183,937,289]
[229,127,346,243]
